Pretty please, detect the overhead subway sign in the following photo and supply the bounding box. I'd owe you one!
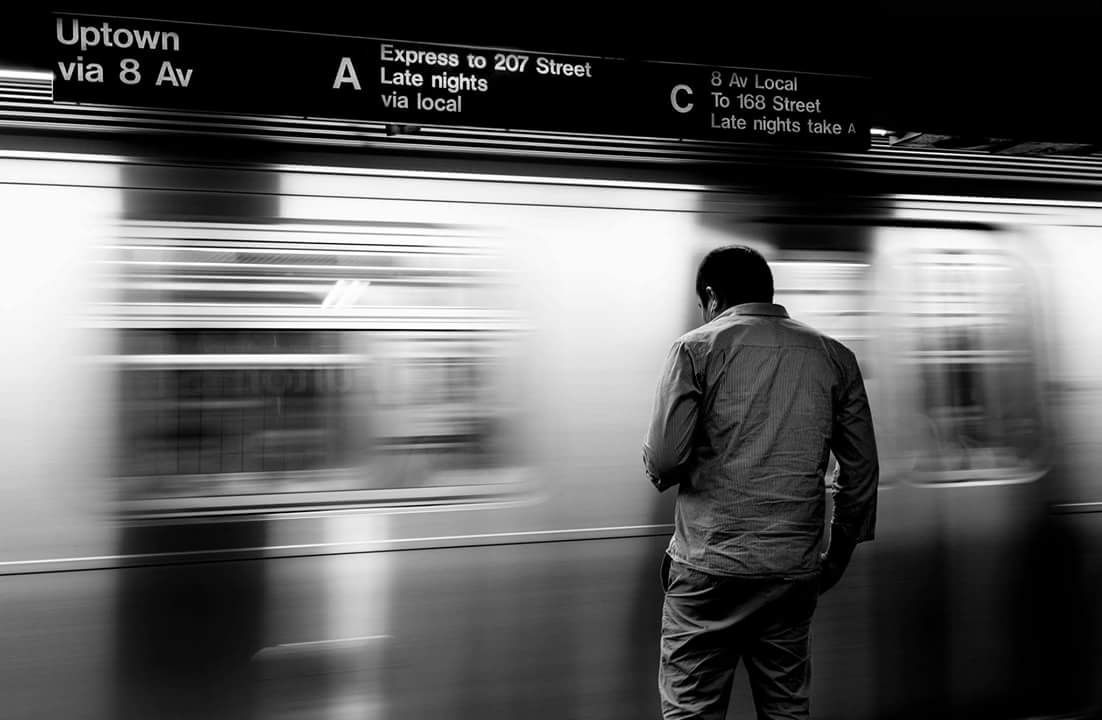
[51,14,870,151]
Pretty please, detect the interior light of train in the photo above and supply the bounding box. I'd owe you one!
[0,68,54,82]
[277,167,714,192]
[772,261,870,268]
[2,157,127,188]
[105,354,355,367]
[104,244,483,258]
[321,279,369,308]
[892,194,1102,209]
[105,259,493,275]
[115,281,329,294]
[870,128,891,136]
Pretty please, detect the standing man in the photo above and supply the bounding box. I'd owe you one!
[644,245,879,720]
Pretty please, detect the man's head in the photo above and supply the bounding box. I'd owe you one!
[695,245,774,323]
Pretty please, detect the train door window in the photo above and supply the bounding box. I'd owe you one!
[97,221,529,517]
[896,247,1045,482]
[770,250,873,371]
[768,246,876,486]
[114,329,356,491]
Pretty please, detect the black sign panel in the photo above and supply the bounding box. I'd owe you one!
[51,14,869,151]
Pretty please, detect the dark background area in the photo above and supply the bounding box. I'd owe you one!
[4,1,1102,145]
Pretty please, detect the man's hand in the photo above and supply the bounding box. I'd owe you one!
[647,468,679,492]
[818,552,847,595]
[818,524,857,595]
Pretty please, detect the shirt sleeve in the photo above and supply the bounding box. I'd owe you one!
[643,340,701,492]
[830,350,880,542]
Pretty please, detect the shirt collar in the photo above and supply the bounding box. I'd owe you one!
[717,302,790,319]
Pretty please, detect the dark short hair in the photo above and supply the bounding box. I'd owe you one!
[695,245,774,307]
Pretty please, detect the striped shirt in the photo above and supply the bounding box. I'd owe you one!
[643,303,878,577]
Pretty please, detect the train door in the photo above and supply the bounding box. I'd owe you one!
[1022,223,1102,718]
[690,222,883,720]
[768,238,882,720]
[0,151,120,720]
[871,225,1050,719]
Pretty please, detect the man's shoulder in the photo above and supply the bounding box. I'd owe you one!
[800,326,862,379]
[781,316,856,356]
[674,323,728,360]
[806,324,855,355]
[675,324,712,347]
[818,330,859,363]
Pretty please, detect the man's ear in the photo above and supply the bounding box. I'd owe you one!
[705,286,719,315]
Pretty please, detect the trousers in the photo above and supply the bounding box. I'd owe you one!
[659,555,819,720]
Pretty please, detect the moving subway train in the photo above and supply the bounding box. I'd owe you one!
[0,130,1100,720]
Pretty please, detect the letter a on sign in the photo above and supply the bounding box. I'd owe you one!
[333,57,361,90]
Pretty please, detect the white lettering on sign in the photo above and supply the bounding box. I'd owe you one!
[380,66,424,87]
[808,119,842,135]
[368,41,595,121]
[155,60,192,87]
[535,56,593,77]
[381,92,409,109]
[699,65,859,142]
[56,17,180,52]
[416,93,462,112]
[119,58,141,85]
[773,96,821,113]
[380,43,460,68]
[494,54,530,72]
[754,73,798,92]
[56,55,104,83]
[670,84,694,113]
[333,57,362,90]
[712,71,749,89]
[753,117,802,134]
[710,113,747,129]
[431,72,489,93]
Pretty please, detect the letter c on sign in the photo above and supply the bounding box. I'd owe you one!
[670,84,693,113]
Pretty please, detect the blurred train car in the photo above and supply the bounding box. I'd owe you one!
[0,130,1100,720]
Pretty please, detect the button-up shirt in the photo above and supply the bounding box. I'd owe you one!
[644,303,878,577]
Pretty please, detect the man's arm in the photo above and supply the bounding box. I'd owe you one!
[643,341,700,492]
[820,350,879,593]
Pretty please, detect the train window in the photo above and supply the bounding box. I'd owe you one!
[770,251,873,372]
[97,221,529,516]
[115,330,353,482]
[896,248,1045,482]
[768,249,876,487]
